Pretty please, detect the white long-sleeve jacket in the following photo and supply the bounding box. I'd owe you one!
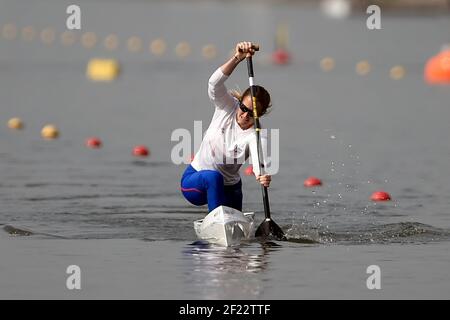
[190,68,268,186]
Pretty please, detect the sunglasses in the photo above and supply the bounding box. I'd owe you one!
[239,102,254,118]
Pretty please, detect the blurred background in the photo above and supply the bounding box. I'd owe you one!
[1,0,450,300]
[1,0,450,239]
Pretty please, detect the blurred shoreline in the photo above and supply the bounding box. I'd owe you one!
[349,0,450,13]
[159,0,450,14]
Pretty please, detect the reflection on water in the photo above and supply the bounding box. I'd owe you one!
[181,241,280,299]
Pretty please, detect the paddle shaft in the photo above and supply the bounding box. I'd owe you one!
[246,56,272,221]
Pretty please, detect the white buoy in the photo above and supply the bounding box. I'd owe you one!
[175,41,191,58]
[320,57,335,72]
[127,36,142,52]
[150,38,167,56]
[21,26,35,41]
[81,32,97,48]
[61,31,76,46]
[356,60,371,76]
[390,65,406,80]
[320,0,351,19]
[40,28,55,44]
[104,34,119,51]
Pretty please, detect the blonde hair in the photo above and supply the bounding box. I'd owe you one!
[230,89,243,101]
[230,86,272,117]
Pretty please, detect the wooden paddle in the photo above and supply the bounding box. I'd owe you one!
[242,45,286,241]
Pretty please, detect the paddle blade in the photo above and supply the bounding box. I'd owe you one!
[255,218,286,241]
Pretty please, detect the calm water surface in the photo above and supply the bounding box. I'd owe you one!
[1,0,449,299]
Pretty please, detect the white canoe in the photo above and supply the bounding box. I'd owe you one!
[193,205,255,247]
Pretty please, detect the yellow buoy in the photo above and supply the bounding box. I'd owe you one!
[175,41,191,58]
[86,58,120,82]
[2,24,17,40]
[390,65,406,80]
[61,31,76,46]
[40,28,55,44]
[356,60,371,75]
[104,34,119,51]
[127,36,143,52]
[202,44,218,60]
[320,57,335,72]
[21,26,35,41]
[150,38,167,56]
[276,23,290,50]
[41,125,59,139]
[81,32,97,48]
[8,117,24,130]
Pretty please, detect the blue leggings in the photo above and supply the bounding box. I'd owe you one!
[181,165,243,212]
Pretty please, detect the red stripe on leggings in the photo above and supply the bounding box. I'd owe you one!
[181,187,204,193]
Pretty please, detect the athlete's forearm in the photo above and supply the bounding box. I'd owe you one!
[220,55,242,76]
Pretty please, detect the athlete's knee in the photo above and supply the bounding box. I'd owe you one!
[182,189,206,207]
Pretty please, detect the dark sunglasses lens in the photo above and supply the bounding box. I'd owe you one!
[240,104,253,117]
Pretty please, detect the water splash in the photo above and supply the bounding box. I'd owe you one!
[284,223,321,244]
[319,222,450,245]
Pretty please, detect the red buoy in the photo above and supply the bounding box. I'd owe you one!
[371,191,391,201]
[272,48,291,65]
[424,49,450,84]
[189,154,195,163]
[244,165,254,176]
[133,145,149,157]
[304,176,322,187]
[86,137,102,149]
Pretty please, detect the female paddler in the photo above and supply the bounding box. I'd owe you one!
[181,41,272,213]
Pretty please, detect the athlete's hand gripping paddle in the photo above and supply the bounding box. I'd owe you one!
[238,44,260,53]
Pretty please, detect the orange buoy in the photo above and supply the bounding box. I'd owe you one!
[371,191,391,201]
[424,50,450,84]
[272,48,291,65]
[86,137,102,149]
[133,145,149,157]
[304,176,322,187]
[244,165,254,176]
